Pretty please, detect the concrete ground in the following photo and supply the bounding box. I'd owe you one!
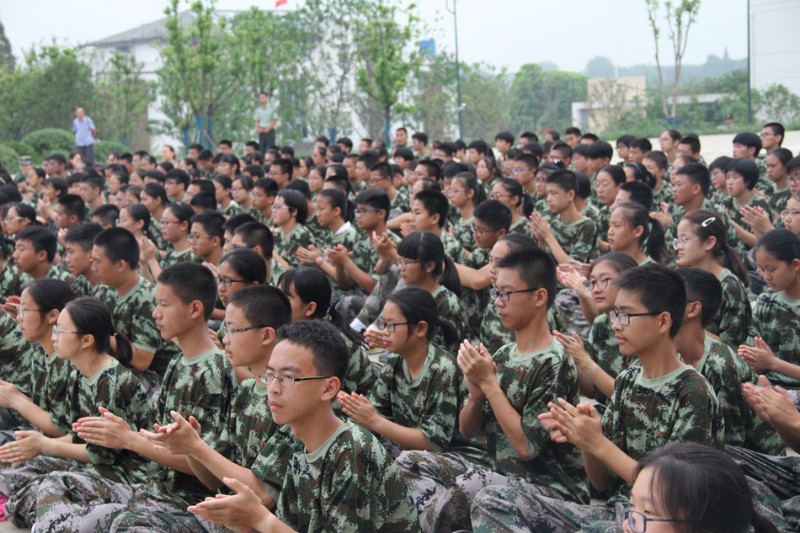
[637,130,800,164]
[0,522,26,532]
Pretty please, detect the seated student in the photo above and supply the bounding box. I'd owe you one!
[340,287,484,463]
[285,179,321,234]
[708,155,733,207]
[90,204,120,230]
[141,202,198,282]
[402,189,464,263]
[764,148,793,215]
[724,158,774,253]
[676,267,784,455]
[12,226,74,285]
[271,189,314,270]
[0,280,69,443]
[570,143,591,177]
[139,183,169,250]
[297,188,356,271]
[642,149,673,205]
[213,175,242,217]
[232,175,256,216]
[574,170,600,220]
[591,165,625,251]
[63,222,113,302]
[481,264,722,532]
[530,169,598,265]
[164,169,190,203]
[186,320,419,532]
[83,286,294,533]
[490,178,535,239]
[448,171,487,253]
[189,211,226,267]
[250,177,279,225]
[586,140,613,181]
[554,252,638,404]
[3,202,35,241]
[675,211,751,348]
[405,248,588,533]
[369,161,410,219]
[611,180,654,212]
[79,174,106,212]
[92,227,181,390]
[607,202,668,265]
[739,230,800,390]
[0,297,156,529]
[510,153,540,197]
[0,235,22,298]
[40,262,237,532]
[117,204,152,248]
[277,267,375,399]
[733,131,769,184]
[231,221,284,286]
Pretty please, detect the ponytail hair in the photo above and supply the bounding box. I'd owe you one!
[63,297,133,366]
[318,189,350,223]
[25,278,75,315]
[453,171,487,207]
[397,231,462,297]
[683,210,750,287]
[387,287,459,348]
[616,202,669,264]
[495,178,533,217]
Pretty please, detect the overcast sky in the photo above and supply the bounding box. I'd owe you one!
[1,0,747,73]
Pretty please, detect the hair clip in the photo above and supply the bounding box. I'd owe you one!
[701,217,716,227]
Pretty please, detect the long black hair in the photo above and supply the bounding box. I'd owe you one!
[683,210,749,286]
[397,231,462,297]
[62,297,133,366]
[386,287,458,348]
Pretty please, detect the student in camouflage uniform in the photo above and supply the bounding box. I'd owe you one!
[475,265,723,532]
[271,190,315,269]
[763,148,793,216]
[448,172,487,253]
[591,166,625,246]
[0,280,75,444]
[1,297,156,529]
[139,182,169,251]
[340,288,484,464]
[740,230,800,389]
[12,226,75,287]
[677,267,784,455]
[674,210,752,348]
[490,178,536,242]
[62,223,114,305]
[188,320,419,532]
[141,202,199,282]
[405,189,466,263]
[404,248,588,532]
[230,221,284,287]
[723,158,774,256]
[38,263,237,532]
[92,228,181,394]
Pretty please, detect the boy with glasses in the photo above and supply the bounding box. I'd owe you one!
[369,161,409,219]
[471,264,722,532]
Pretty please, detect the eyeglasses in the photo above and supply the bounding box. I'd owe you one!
[216,276,247,289]
[610,310,661,326]
[470,224,496,237]
[160,219,180,226]
[782,209,800,219]
[259,372,332,388]
[490,287,538,303]
[583,277,615,291]
[489,193,510,201]
[534,177,547,184]
[355,208,381,216]
[224,324,268,336]
[671,236,698,250]
[2,217,23,223]
[51,326,81,341]
[368,176,389,185]
[188,233,209,243]
[446,188,465,197]
[615,502,689,533]
[375,318,410,334]
[510,168,527,175]
[395,258,420,268]
[16,307,41,319]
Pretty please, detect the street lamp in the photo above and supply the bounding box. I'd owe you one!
[445,0,464,139]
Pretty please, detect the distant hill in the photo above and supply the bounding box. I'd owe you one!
[614,54,747,86]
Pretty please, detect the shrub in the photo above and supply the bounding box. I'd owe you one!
[0,145,20,173]
[21,128,74,157]
[94,140,129,164]
[2,141,39,164]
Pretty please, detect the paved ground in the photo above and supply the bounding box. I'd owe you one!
[639,130,800,165]
[0,522,26,532]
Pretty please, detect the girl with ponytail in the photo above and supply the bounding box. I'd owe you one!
[490,178,535,237]
[608,202,669,265]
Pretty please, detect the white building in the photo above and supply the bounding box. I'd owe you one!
[749,0,800,97]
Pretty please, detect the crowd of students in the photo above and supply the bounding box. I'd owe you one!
[0,122,797,532]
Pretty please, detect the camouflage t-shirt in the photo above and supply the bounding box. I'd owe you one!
[721,194,773,254]
[442,232,465,264]
[160,246,199,269]
[550,216,598,263]
[652,181,673,208]
[432,285,473,348]
[220,377,275,468]
[275,421,419,532]
[484,340,590,503]
[28,349,76,434]
[763,183,791,218]
[584,313,637,404]
[0,312,38,397]
[707,268,751,349]
[148,219,168,251]
[273,223,315,269]
[602,364,724,501]
[0,260,23,299]
[479,304,512,355]
[451,216,475,253]
[70,275,114,307]
[749,289,800,389]
[370,343,485,464]
[691,335,784,455]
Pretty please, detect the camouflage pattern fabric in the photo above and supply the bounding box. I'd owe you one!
[431,285,473,349]
[549,217,598,263]
[748,289,800,389]
[706,268,751,349]
[583,313,637,405]
[272,223,315,269]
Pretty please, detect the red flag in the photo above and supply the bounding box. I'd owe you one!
[276,0,287,6]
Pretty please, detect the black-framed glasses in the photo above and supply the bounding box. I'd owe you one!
[395,257,420,268]
[610,310,661,326]
[490,287,539,303]
[188,233,210,243]
[583,277,615,291]
[470,223,496,237]
[259,372,332,388]
[224,324,269,336]
[615,502,689,533]
[355,207,381,216]
[375,318,410,334]
[216,276,247,289]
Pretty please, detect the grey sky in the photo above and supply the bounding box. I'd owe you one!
[1,0,747,73]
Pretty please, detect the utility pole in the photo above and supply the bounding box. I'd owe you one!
[446,0,464,139]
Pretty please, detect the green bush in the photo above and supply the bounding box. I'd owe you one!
[94,140,129,164]
[2,141,39,164]
[21,128,74,157]
[0,145,20,172]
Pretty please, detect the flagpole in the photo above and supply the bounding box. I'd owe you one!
[446,0,464,140]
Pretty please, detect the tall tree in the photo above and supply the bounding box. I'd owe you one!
[92,51,153,144]
[508,63,542,132]
[584,56,615,79]
[0,19,14,73]
[645,0,702,125]
[461,62,511,141]
[537,71,588,130]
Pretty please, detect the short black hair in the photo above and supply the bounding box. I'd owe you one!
[94,227,139,269]
[643,150,668,171]
[546,169,578,194]
[253,178,279,196]
[496,247,557,307]
[416,160,442,181]
[413,190,449,228]
[630,138,653,153]
[157,262,218,321]
[355,189,391,223]
[675,163,711,196]
[81,175,105,192]
[357,150,380,170]
[189,179,215,197]
[64,222,104,251]
[336,137,353,151]
[467,140,491,156]
[229,285,291,332]
[393,147,414,161]
[234,222,274,259]
[677,267,722,328]
[565,127,582,137]
[732,132,762,155]
[728,158,759,190]
[17,226,57,263]
[412,132,429,145]
[495,131,514,144]
[218,139,233,149]
[275,320,348,384]
[514,153,539,172]
[143,170,167,184]
[59,194,87,222]
[191,210,225,241]
[618,181,654,211]
[679,135,701,155]
[763,122,785,146]
[271,158,294,180]
[587,140,613,160]
[166,169,191,189]
[473,200,512,232]
[614,264,687,337]
[616,134,636,148]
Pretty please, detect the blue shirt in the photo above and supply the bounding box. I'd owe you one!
[73,116,96,146]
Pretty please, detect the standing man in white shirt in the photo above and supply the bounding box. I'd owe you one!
[255,91,279,157]
[72,107,97,166]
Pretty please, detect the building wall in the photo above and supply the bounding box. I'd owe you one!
[750,0,800,96]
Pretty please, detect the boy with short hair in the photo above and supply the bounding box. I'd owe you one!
[627,138,652,164]
[12,226,73,284]
[530,170,597,264]
[404,248,587,532]
[471,264,723,531]
[369,161,409,218]
[407,190,464,263]
[510,153,539,195]
[188,320,419,532]
[231,222,284,286]
[63,222,113,303]
[39,262,238,532]
[251,178,279,225]
[586,140,613,178]
[79,175,106,211]
[189,211,226,267]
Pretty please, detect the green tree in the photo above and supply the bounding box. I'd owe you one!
[410,53,456,141]
[0,19,14,73]
[537,71,587,130]
[645,0,702,125]
[92,51,153,144]
[354,0,421,146]
[461,62,511,141]
[508,63,542,132]
[584,56,615,79]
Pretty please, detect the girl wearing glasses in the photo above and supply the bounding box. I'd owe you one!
[490,178,534,238]
[674,210,751,348]
[0,297,154,527]
[554,252,638,404]
[0,279,74,446]
[448,171,486,253]
[141,202,197,282]
[139,183,168,251]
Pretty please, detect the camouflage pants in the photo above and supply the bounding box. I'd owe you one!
[471,488,612,533]
[109,498,230,533]
[554,289,590,339]
[0,406,28,434]
[0,455,78,528]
